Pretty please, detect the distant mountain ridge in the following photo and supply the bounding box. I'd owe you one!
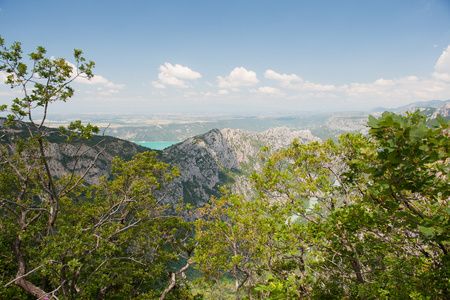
[373,99,450,113]
[97,100,450,143]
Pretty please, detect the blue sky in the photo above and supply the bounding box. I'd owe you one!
[1,0,450,115]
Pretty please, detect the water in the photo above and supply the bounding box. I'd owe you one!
[135,141,178,150]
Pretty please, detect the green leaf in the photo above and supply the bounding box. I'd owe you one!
[418,226,435,238]
[367,115,379,128]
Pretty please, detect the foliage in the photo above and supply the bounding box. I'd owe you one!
[193,110,450,299]
[3,35,449,300]
[0,37,194,300]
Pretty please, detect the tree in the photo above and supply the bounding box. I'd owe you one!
[0,37,194,299]
[195,110,450,299]
[194,189,269,300]
[251,111,450,299]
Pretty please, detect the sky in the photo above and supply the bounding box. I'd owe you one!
[1,0,450,115]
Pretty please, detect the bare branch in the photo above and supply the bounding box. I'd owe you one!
[2,265,44,288]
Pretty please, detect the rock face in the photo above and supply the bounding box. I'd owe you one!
[42,138,147,185]
[1,119,321,206]
[224,127,321,199]
[160,127,320,204]
[326,116,368,132]
[222,127,320,164]
[0,120,148,186]
[431,102,450,119]
[160,129,240,205]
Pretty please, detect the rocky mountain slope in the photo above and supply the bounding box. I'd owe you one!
[431,102,450,119]
[0,119,148,186]
[1,119,321,206]
[160,127,321,204]
[160,129,240,205]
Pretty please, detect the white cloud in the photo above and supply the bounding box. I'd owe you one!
[250,86,285,97]
[218,89,229,95]
[290,92,338,100]
[433,72,450,82]
[340,74,449,102]
[160,62,202,80]
[264,69,302,86]
[151,81,166,89]
[201,92,215,97]
[0,89,22,98]
[158,72,189,87]
[98,89,120,96]
[297,81,336,91]
[79,74,125,89]
[432,45,450,82]
[153,62,202,88]
[61,59,125,90]
[263,45,450,108]
[217,67,259,88]
[435,46,450,73]
[373,78,395,86]
[0,63,124,98]
[265,69,334,91]
[183,91,197,97]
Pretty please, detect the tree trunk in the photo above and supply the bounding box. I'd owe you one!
[159,259,191,300]
[350,257,364,284]
[12,237,48,299]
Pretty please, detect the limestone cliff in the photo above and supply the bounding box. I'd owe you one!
[431,102,450,119]
[159,127,320,204]
[0,119,148,186]
[1,119,321,206]
[220,127,320,198]
[160,129,239,205]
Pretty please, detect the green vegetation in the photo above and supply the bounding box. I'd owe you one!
[0,37,195,300]
[1,36,449,299]
[193,111,450,299]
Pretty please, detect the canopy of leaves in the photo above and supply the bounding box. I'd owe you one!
[0,37,195,300]
[194,110,450,299]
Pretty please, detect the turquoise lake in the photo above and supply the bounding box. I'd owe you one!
[135,142,178,150]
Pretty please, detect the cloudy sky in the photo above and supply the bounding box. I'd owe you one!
[1,0,450,115]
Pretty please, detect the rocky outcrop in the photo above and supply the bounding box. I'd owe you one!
[431,102,450,119]
[1,119,321,206]
[43,138,147,185]
[159,127,321,204]
[160,129,239,205]
[222,127,320,164]
[0,121,148,186]
[325,116,368,132]
[220,127,320,199]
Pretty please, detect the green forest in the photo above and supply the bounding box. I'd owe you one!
[1,39,449,300]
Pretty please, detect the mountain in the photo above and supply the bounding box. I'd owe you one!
[372,99,450,113]
[1,118,322,207]
[393,99,450,111]
[0,118,149,186]
[5,100,450,208]
[101,114,331,142]
[388,99,450,118]
[159,129,240,206]
[159,127,321,204]
[431,102,450,119]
